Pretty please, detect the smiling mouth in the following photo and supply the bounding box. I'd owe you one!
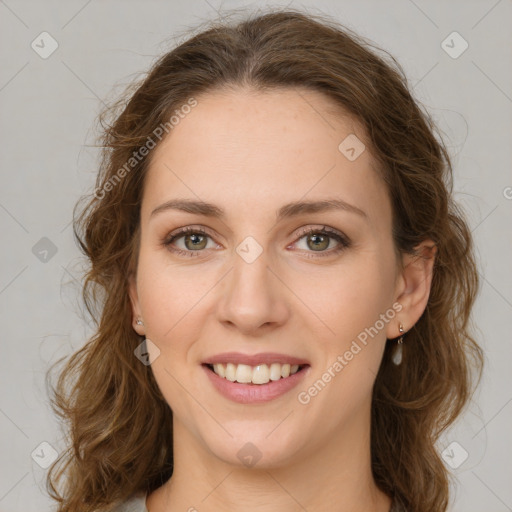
[203,362,309,385]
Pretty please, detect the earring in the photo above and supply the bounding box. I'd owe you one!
[392,323,404,366]
[136,319,144,326]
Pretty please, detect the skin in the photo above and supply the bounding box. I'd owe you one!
[128,87,436,512]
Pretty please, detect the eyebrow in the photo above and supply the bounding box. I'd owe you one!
[150,197,368,222]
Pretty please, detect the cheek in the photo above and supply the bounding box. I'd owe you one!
[135,250,211,415]
[292,255,395,432]
[135,247,208,352]
[295,250,395,345]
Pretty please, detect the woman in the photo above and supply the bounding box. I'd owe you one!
[47,8,484,512]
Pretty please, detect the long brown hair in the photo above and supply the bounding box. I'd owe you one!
[46,8,484,511]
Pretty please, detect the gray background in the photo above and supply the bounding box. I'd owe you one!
[0,1,511,511]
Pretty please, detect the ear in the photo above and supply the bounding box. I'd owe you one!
[386,239,437,339]
[128,272,145,336]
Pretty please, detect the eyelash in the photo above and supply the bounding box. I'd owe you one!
[162,226,351,259]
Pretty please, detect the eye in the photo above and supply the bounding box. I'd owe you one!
[291,226,351,258]
[162,225,351,258]
[162,226,219,258]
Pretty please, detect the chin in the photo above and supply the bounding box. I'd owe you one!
[203,428,304,470]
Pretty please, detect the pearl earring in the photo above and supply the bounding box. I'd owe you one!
[392,323,404,366]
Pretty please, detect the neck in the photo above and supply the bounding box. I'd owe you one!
[149,405,392,512]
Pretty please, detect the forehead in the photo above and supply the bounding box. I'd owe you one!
[142,87,391,229]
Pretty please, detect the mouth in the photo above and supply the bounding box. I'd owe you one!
[201,359,311,404]
[203,362,309,385]
[201,352,311,403]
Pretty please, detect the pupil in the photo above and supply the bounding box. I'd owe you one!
[309,233,327,251]
[187,234,206,249]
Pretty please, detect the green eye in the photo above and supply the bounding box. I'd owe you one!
[163,225,350,259]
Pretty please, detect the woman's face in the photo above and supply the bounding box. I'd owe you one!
[129,87,404,468]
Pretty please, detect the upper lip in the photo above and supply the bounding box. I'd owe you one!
[202,352,310,367]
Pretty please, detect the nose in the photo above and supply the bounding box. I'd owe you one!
[215,244,290,335]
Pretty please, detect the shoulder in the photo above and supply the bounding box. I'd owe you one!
[111,492,148,512]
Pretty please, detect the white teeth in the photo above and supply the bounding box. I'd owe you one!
[269,363,282,381]
[225,363,236,382]
[215,363,226,378]
[252,364,270,384]
[211,362,302,384]
[235,364,253,383]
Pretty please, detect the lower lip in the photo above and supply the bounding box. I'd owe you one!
[202,364,310,404]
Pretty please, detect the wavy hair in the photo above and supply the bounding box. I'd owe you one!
[46,8,484,512]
